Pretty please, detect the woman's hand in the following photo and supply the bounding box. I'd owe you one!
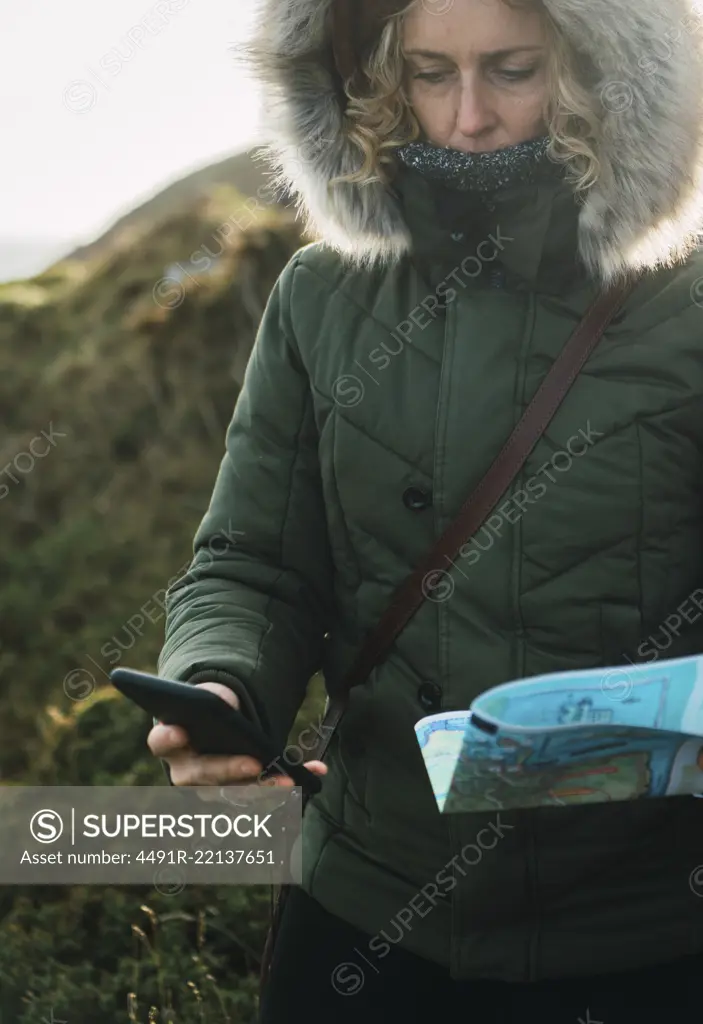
[146,681,328,789]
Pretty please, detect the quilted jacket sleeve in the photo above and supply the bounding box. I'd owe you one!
[156,251,335,764]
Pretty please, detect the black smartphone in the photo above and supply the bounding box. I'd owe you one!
[110,667,322,795]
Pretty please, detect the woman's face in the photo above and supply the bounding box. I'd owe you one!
[401,0,549,153]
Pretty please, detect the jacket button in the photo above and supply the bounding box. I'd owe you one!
[403,486,432,511]
[418,682,442,712]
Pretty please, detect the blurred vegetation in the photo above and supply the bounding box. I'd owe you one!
[0,176,325,1022]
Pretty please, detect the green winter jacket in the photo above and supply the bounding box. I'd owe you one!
[157,0,703,983]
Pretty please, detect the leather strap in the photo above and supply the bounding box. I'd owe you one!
[308,276,639,765]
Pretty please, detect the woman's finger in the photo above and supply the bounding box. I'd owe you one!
[264,759,329,787]
[147,722,191,757]
[170,754,264,787]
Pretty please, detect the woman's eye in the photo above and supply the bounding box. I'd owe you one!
[495,67,537,82]
[413,71,450,85]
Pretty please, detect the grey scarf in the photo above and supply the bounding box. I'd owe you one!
[396,135,563,193]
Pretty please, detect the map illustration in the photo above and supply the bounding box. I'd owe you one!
[414,654,703,812]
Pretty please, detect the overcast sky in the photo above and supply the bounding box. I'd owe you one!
[3,0,263,245]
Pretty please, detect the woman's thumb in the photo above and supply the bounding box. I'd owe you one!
[192,681,240,709]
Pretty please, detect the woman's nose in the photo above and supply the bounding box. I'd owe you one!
[456,78,495,139]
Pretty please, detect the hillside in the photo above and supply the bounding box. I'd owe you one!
[0,177,324,1023]
[0,184,307,778]
[0,151,279,284]
[64,149,280,266]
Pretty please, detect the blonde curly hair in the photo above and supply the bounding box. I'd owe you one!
[336,0,602,193]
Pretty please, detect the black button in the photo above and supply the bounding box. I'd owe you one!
[403,486,432,511]
[417,682,442,712]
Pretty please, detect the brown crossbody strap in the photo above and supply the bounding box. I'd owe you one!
[310,275,640,764]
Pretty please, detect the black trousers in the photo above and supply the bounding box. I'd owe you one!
[260,886,703,1023]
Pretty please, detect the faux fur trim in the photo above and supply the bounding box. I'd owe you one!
[245,0,703,282]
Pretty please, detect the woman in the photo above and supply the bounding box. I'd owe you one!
[148,0,703,1019]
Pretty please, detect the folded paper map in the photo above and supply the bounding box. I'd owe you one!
[415,654,703,812]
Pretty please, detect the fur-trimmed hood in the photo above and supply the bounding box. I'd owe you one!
[246,0,703,283]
